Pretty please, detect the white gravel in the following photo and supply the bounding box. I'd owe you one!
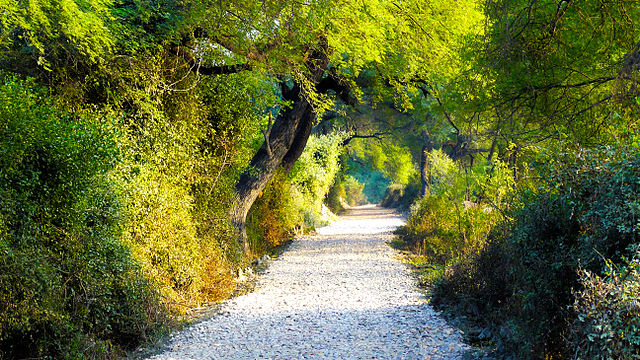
[147,205,474,359]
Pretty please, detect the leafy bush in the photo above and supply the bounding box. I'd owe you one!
[326,175,368,213]
[394,150,512,264]
[0,77,163,359]
[116,72,272,311]
[341,176,368,206]
[571,256,640,359]
[325,178,350,214]
[341,158,391,204]
[248,133,346,253]
[380,173,421,210]
[379,183,405,208]
[247,170,306,255]
[397,194,497,265]
[434,146,640,358]
[290,133,346,225]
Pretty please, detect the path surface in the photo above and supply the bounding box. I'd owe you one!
[148,205,472,359]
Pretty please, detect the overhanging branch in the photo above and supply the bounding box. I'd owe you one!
[197,63,252,75]
[342,131,391,146]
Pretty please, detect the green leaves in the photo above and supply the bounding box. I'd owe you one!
[0,76,161,358]
[0,0,116,65]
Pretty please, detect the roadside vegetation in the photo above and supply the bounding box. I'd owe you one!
[1,0,639,359]
[387,1,640,359]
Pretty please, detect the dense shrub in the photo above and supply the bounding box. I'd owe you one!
[379,173,421,210]
[247,170,306,255]
[248,133,346,252]
[290,133,346,225]
[349,167,390,204]
[397,194,497,265]
[117,72,272,311]
[0,78,163,358]
[341,176,368,206]
[326,175,368,213]
[571,256,640,359]
[379,183,404,208]
[325,178,350,214]
[433,147,640,358]
[394,150,512,263]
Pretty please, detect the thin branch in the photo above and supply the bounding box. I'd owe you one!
[197,63,252,75]
[342,131,391,146]
[417,80,460,134]
[262,112,274,156]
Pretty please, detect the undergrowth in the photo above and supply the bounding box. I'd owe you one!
[399,146,640,359]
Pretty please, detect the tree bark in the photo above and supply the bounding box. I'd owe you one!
[229,45,329,253]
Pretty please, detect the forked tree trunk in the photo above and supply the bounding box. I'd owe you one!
[229,48,329,253]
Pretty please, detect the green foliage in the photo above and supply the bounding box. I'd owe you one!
[248,133,346,253]
[247,170,305,255]
[0,0,115,66]
[117,72,272,310]
[395,150,512,264]
[434,146,640,358]
[326,175,368,214]
[0,77,163,358]
[347,139,415,186]
[471,0,640,144]
[341,176,368,207]
[379,173,420,211]
[379,183,406,208]
[290,133,346,226]
[338,155,391,204]
[571,256,640,360]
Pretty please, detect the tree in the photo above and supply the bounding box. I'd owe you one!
[0,0,485,252]
[475,0,640,147]
[177,0,485,250]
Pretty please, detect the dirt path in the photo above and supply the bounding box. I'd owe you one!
[147,205,473,359]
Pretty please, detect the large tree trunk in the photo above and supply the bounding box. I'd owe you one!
[229,47,329,253]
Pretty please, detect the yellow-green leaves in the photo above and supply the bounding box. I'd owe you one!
[0,0,115,67]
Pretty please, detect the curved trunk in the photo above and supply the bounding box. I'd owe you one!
[229,86,312,253]
[229,47,329,253]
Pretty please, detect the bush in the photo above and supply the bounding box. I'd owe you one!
[247,133,346,254]
[571,256,640,359]
[379,183,405,208]
[434,146,640,358]
[396,193,497,265]
[247,170,306,255]
[116,72,271,311]
[394,150,511,264]
[0,77,163,359]
[290,133,346,225]
[325,178,350,214]
[380,173,421,210]
[342,175,368,206]
[326,175,368,213]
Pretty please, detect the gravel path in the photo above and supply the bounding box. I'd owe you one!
[147,205,473,359]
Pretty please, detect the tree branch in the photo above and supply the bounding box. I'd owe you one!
[342,131,391,146]
[417,80,460,135]
[261,112,274,156]
[197,63,252,75]
[316,74,353,105]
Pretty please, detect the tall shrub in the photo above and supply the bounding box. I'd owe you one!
[0,77,163,359]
